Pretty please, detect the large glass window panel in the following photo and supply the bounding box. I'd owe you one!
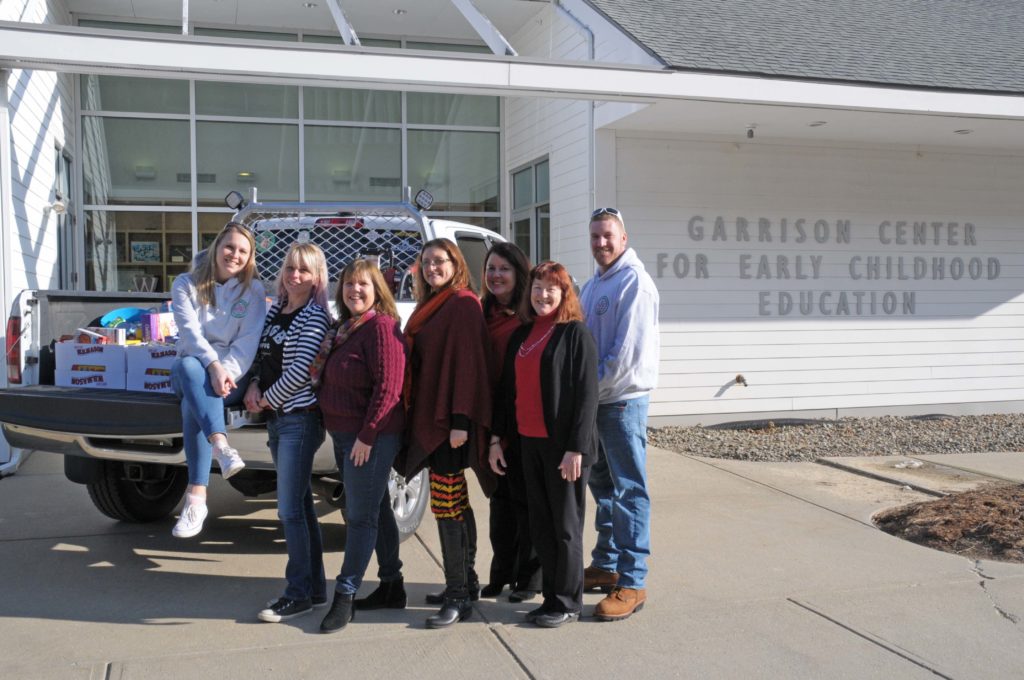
[196,121,299,205]
[407,93,499,127]
[85,210,191,292]
[82,117,190,206]
[512,167,534,209]
[407,130,499,212]
[193,27,297,41]
[303,34,402,48]
[406,41,491,54]
[304,88,400,123]
[536,161,550,203]
[79,20,180,34]
[81,76,188,114]
[196,82,299,118]
[304,126,402,201]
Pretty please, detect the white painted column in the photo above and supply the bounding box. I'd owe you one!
[0,68,13,468]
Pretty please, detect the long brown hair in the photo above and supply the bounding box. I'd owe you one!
[191,222,257,308]
[336,258,400,322]
[480,241,531,316]
[521,261,583,324]
[413,238,472,306]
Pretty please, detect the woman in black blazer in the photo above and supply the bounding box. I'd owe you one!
[490,261,599,628]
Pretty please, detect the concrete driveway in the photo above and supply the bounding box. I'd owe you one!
[2,447,1023,679]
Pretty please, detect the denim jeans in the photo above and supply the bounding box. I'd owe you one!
[329,431,403,596]
[269,410,327,603]
[170,356,246,487]
[587,394,651,589]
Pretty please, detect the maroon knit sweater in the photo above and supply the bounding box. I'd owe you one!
[318,313,406,444]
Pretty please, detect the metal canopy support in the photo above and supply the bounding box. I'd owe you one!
[450,0,517,56]
[326,0,360,46]
[181,0,188,36]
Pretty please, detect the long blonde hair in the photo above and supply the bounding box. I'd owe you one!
[192,222,257,308]
[276,243,330,310]
[336,258,400,322]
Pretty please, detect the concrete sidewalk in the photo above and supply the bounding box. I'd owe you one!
[1,448,1022,679]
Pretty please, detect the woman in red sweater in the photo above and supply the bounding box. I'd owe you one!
[316,259,408,633]
[397,237,493,629]
[491,262,599,628]
[478,242,542,602]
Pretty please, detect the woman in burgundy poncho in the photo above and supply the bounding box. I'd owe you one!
[396,237,493,629]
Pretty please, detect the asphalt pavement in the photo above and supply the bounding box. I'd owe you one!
[2,447,1023,680]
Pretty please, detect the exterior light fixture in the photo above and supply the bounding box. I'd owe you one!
[746,125,756,139]
[237,171,257,182]
[134,165,156,180]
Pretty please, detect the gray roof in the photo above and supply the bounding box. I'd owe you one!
[585,0,1024,94]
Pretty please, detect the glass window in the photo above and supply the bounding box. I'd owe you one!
[303,88,401,123]
[449,216,501,233]
[454,234,489,294]
[85,210,192,292]
[196,121,299,205]
[407,93,499,127]
[196,82,299,118]
[407,130,499,212]
[82,117,190,206]
[81,76,189,114]
[302,34,402,48]
[304,126,402,201]
[194,27,297,41]
[536,161,549,204]
[79,20,180,34]
[407,41,491,54]
[513,167,534,209]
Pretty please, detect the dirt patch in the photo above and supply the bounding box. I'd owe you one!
[875,484,1024,563]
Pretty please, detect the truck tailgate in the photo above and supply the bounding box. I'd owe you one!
[0,386,181,436]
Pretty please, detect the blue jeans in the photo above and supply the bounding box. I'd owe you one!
[329,431,403,596]
[269,410,327,603]
[171,356,246,487]
[587,395,651,589]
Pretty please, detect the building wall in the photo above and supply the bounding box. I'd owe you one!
[2,0,74,295]
[613,132,1024,423]
[505,0,658,277]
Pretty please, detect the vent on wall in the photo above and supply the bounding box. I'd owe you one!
[177,173,217,183]
[370,177,401,187]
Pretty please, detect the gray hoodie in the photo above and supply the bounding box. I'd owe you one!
[171,273,267,381]
[579,248,660,404]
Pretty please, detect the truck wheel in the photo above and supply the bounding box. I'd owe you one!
[86,462,188,523]
[389,469,428,542]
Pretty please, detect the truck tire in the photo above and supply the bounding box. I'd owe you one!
[390,469,428,542]
[86,461,188,523]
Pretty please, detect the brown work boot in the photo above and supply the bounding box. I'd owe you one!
[583,566,618,593]
[594,587,646,621]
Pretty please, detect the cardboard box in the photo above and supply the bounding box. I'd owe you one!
[125,344,178,394]
[54,343,127,390]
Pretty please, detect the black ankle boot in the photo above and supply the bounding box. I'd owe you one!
[320,592,355,634]
[425,597,473,629]
[354,578,407,610]
[424,582,480,605]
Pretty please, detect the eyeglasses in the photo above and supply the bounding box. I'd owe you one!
[591,207,623,220]
[422,257,452,268]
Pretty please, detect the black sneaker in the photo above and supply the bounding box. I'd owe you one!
[258,597,313,623]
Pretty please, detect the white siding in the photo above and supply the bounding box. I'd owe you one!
[505,1,659,278]
[614,133,1024,421]
[2,0,74,294]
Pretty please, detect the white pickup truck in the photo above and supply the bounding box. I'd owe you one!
[0,196,505,540]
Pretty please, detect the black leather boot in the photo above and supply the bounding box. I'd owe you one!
[425,519,473,628]
[425,513,480,604]
[354,578,407,611]
[319,592,355,634]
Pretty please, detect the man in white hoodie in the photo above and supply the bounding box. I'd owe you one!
[579,208,660,621]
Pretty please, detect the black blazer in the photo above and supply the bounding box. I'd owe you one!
[493,320,600,465]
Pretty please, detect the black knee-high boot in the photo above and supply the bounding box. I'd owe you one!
[426,519,473,629]
[425,507,481,604]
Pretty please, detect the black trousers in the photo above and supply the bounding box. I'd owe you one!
[519,436,589,614]
[487,440,542,590]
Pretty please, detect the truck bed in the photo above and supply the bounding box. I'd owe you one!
[0,386,181,436]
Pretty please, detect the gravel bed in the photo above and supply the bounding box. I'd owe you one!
[648,414,1024,462]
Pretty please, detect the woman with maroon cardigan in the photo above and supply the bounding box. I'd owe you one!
[316,259,408,634]
[397,237,493,629]
[491,261,599,628]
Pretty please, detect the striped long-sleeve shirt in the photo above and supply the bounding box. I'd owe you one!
[253,298,333,413]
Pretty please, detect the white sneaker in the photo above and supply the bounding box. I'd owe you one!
[172,502,209,538]
[214,446,246,479]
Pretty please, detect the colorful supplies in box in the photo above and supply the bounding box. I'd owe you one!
[54,342,127,389]
[145,312,178,343]
[75,327,126,345]
[125,344,178,394]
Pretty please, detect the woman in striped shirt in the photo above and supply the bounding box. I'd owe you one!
[245,243,334,624]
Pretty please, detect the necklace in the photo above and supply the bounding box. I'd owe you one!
[517,324,555,358]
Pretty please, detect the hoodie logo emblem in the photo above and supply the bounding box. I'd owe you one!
[595,295,610,316]
[231,299,249,318]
